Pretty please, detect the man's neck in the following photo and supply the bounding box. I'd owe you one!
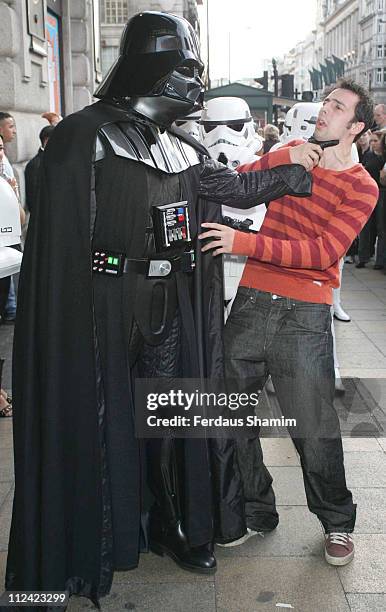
[318,142,355,171]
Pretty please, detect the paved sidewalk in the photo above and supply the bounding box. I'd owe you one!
[0,264,385,611]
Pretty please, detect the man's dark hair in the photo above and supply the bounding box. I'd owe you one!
[0,112,13,123]
[324,79,374,142]
[39,125,55,146]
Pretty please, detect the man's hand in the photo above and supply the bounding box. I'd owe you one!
[289,142,323,171]
[198,222,236,256]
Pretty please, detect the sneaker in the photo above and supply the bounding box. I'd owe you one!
[325,532,354,566]
[217,528,263,548]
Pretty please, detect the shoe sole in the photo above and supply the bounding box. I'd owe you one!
[217,530,263,547]
[150,542,217,574]
[325,549,354,566]
[333,314,351,322]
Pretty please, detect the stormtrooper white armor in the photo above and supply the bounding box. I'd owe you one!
[200,97,266,309]
[0,177,22,278]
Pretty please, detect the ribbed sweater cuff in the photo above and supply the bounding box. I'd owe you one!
[232,231,263,259]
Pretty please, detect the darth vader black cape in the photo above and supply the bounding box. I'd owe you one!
[5,101,226,605]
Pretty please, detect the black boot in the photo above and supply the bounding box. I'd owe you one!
[150,514,216,574]
[147,438,216,574]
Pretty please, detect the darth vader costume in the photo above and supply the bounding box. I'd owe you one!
[5,11,312,609]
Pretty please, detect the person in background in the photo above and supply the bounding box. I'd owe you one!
[377,132,386,273]
[356,131,385,269]
[0,112,16,180]
[380,132,386,187]
[0,113,21,322]
[0,133,24,416]
[25,125,55,213]
[263,123,280,153]
[41,111,62,126]
[374,104,386,132]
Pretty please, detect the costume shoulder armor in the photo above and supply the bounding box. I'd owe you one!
[97,121,201,174]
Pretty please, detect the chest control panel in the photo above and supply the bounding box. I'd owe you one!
[152,201,191,251]
[92,250,125,276]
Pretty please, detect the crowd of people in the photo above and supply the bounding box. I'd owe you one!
[0,11,385,609]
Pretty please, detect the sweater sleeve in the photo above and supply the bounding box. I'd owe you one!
[238,146,291,172]
[232,176,379,270]
[237,140,303,173]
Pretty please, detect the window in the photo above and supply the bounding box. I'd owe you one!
[377,67,382,83]
[377,44,383,57]
[101,46,119,76]
[384,67,386,82]
[104,0,128,25]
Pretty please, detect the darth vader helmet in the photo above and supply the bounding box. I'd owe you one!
[94,11,204,126]
[200,97,262,168]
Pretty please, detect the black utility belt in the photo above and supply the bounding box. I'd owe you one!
[92,249,195,278]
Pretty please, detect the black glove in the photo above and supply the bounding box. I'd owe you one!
[198,159,312,209]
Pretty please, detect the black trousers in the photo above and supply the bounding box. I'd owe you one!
[224,287,356,534]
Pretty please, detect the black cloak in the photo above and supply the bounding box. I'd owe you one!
[5,101,225,607]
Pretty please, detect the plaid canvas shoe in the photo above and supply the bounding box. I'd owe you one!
[325,532,354,566]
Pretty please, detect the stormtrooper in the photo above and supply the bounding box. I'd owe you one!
[174,108,202,140]
[0,177,22,278]
[200,97,266,315]
[6,11,312,607]
[280,101,320,144]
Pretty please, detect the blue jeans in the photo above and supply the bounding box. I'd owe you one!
[224,287,356,533]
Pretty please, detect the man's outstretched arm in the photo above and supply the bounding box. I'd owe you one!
[198,142,322,208]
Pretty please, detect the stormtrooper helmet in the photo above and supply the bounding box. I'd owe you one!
[199,97,262,168]
[174,109,201,140]
[281,102,322,143]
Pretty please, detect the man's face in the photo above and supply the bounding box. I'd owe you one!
[374,105,386,128]
[0,117,16,143]
[314,88,364,144]
[369,133,381,155]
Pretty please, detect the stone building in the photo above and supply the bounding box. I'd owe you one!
[0,0,102,200]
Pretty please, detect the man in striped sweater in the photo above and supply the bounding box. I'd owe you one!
[199,79,378,566]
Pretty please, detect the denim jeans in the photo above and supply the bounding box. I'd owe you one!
[224,286,356,533]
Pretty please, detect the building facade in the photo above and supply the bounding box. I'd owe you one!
[100,0,202,77]
[280,0,386,103]
[0,0,101,197]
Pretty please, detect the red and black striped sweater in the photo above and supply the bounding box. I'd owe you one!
[235,140,379,304]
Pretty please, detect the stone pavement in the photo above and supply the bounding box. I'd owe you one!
[0,263,385,611]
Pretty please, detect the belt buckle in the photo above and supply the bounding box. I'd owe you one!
[147,259,172,278]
